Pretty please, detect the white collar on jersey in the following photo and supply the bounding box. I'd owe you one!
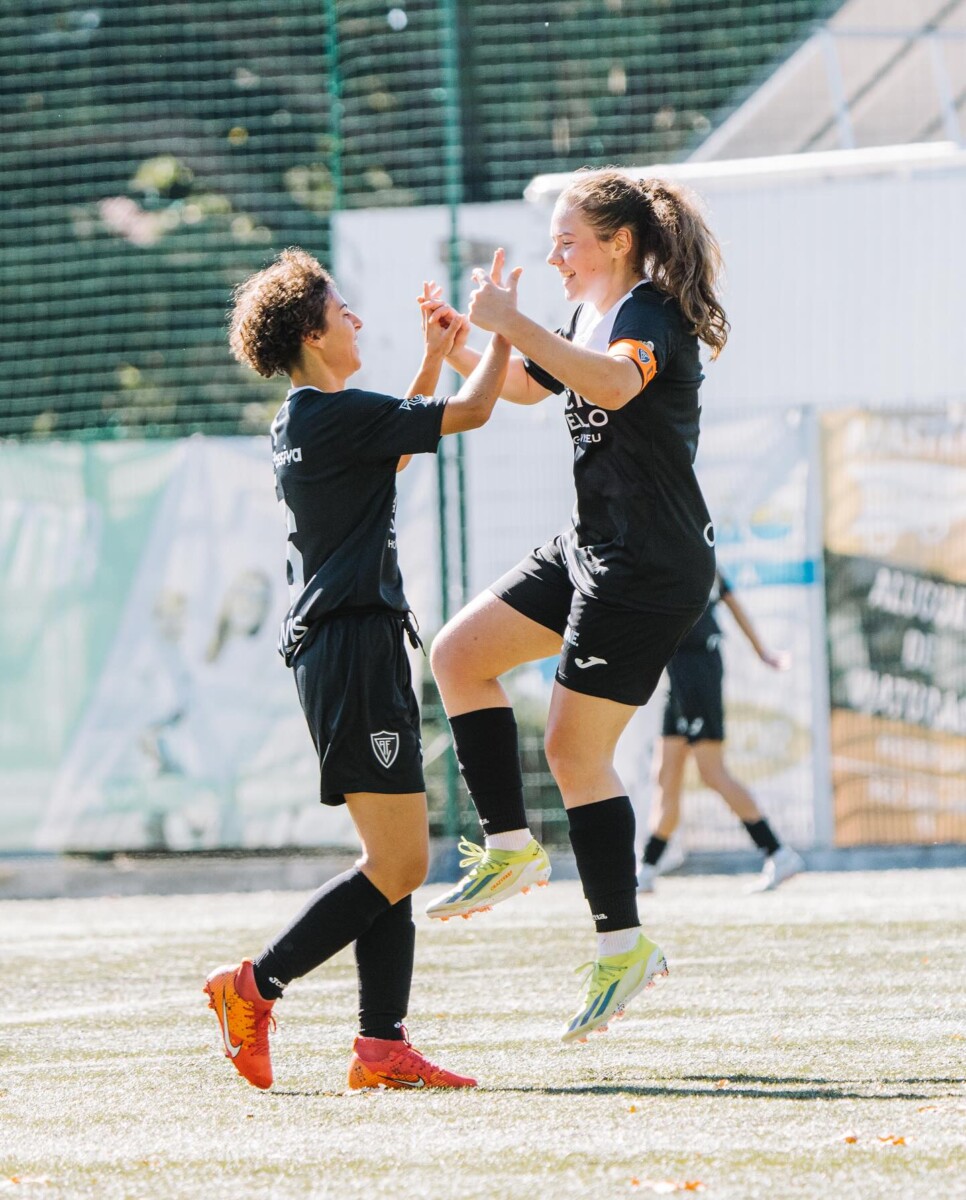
[572,278,650,352]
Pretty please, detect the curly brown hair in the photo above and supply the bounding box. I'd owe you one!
[228,247,334,378]
[561,170,729,358]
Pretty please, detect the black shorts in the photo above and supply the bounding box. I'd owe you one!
[293,612,424,805]
[662,647,725,742]
[491,536,704,707]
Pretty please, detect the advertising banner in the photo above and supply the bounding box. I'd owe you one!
[617,407,824,853]
[0,439,357,852]
[823,410,966,844]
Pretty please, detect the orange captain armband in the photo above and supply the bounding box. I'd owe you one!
[608,338,658,391]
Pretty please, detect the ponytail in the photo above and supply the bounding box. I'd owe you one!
[561,170,729,358]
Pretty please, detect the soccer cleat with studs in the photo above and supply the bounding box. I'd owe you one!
[204,959,276,1089]
[347,1027,477,1090]
[425,837,551,921]
[561,933,668,1044]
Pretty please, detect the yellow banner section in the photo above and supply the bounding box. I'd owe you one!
[831,710,966,846]
[823,410,966,583]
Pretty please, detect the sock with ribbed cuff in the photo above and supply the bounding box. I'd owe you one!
[253,868,390,998]
[355,894,414,1041]
[567,795,640,933]
[743,818,781,856]
[449,707,529,836]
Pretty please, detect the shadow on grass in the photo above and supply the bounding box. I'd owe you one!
[269,1089,346,1098]
[268,1080,957,1101]
[490,1081,953,1101]
[681,1073,965,1087]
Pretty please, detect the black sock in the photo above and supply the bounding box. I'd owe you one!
[252,868,390,998]
[449,707,528,835]
[567,796,640,933]
[355,894,414,1041]
[743,818,781,856]
[642,834,667,867]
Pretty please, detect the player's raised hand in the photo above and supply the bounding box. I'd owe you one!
[467,248,523,333]
[423,302,462,357]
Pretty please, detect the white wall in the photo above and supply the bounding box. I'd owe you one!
[333,155,965,851]
[335,151,966,622]
[336,153,966,416]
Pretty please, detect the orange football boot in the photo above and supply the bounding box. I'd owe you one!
[347,1028,477,1090]
[204,959,276,1090]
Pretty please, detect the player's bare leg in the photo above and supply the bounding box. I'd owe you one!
[426,593,559,921]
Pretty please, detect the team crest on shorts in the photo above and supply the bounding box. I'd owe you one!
[370,730,400,768]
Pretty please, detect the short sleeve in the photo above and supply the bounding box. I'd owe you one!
[326,389,446,461]
[609,293,680,379]
[716,571,732,599]
[523,355,566,395]
[523,315,579,395]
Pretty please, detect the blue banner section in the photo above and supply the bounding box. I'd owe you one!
[718,559,819,588]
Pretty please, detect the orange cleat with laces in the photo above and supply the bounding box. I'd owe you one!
[347,1028,477,1090]
[204,959,276,1090]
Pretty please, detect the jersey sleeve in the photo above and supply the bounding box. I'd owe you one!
[607,294,680,389]
[523,356,565,394]
[523,317,577,395]
[332,389,447,461]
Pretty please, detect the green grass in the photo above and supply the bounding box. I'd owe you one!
[2,869,965,1199]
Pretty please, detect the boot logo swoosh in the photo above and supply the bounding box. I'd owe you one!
[379,1074,425,1088]
[221,996,243,1058]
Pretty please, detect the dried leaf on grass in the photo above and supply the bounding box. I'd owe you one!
[630,1180,706,1193]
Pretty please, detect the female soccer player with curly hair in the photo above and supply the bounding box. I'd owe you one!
[422,171,728,1042]
[204,247,512,1091]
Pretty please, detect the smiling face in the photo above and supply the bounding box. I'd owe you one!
[547,200,640,313]
[311,288,363,380]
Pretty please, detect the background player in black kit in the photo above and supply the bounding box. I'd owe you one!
[204,247,512,1091]
[421,170,729,1043]
[638,571,805,894]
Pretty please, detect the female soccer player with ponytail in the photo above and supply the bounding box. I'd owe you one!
[423,171,729,1043]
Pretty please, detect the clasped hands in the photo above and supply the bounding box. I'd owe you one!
[418,248,522,350]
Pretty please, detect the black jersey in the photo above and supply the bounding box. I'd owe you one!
[676,572,731,652]
[524,282,715,613]
[271,386,446,664]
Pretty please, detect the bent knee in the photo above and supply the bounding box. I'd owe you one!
[544,726,604,792]
[428,626,455,680]
[360,851,428,902]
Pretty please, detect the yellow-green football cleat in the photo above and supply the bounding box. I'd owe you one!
[561,933,668,1044]
[425,837,551,921]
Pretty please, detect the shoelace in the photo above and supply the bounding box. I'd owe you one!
[456,837,490,872]
[573,959,625,1007]
[390,1045,444,1080]
[381,1026,441,1077]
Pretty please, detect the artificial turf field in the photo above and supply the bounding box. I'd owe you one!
[2,868,964,1199]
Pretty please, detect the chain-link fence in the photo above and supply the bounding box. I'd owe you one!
[2,0,836,439]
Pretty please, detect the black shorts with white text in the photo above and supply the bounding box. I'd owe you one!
[491,537,704,707]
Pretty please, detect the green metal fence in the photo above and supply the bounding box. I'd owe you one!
[2,0,837,440]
